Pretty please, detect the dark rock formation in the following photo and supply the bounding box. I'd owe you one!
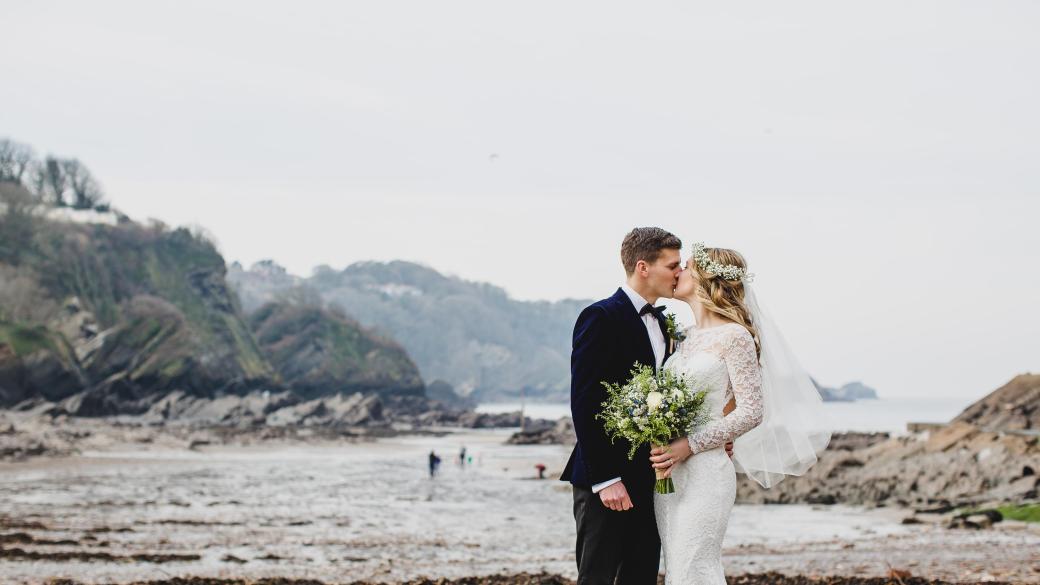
[249,302,424,399]
[507,417,575,445]
[261,392,385,427]
[455,411,529,428]
[825,432,890,451]
[0,323,86,405]
[426,379,476,409]
[735,421,1040,506]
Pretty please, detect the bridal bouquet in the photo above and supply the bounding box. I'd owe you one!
[598,364,708,494]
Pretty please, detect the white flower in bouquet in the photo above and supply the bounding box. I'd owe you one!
[646,391,664,411]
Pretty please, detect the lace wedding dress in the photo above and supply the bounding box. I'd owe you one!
[654,323,764,584]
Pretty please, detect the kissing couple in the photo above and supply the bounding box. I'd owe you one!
[561,227,831,585]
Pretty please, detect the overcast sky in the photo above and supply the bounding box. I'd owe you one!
[3,1,1038,402]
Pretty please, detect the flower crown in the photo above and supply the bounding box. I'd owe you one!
[689,242,755,283]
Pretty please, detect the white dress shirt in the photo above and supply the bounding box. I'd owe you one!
[591,283,666,494]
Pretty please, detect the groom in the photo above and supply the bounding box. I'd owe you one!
[561,227,682,584]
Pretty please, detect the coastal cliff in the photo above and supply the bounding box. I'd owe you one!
[0,183,431,420]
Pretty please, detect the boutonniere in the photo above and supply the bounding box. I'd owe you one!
[664,312,686,344]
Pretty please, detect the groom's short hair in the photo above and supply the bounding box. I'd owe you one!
[621,227,682,275]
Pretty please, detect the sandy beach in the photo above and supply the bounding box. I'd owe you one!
[1,427,1038,585]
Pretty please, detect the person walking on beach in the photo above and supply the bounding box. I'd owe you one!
[428,450,441,478]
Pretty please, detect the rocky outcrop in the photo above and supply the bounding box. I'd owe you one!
[0,391,545,462]
[736,421,1040,506]
[70,295,276,416]
[425,379,476,409]
[766,375,1040,508]
[265,392,385,427]
[248,302,424,399]
[0,217,278,414]
[825,432,890,451]
[507,417,575,445]
[0,322,86,406]
[141,389,299,426]
[141,389,390,429]
[953,373,1038,431]
[743,377,1038,506]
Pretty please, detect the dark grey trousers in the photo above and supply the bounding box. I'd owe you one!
[572,484,661,585]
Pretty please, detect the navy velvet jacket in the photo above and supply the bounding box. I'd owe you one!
[560,288,672,496]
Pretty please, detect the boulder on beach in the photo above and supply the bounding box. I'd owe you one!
[507,417,575,445]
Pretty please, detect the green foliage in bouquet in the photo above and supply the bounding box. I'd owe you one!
[597,363,708,459]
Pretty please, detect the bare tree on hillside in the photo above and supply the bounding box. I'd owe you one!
[0,139,36,185]
[0,182,41,265]
[62,159,105,209]
[0,265,59,324]
[2,140,107,210]
[27,159,47,198]
[31,157,71,207]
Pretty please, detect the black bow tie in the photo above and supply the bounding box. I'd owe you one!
[638,303,666,320]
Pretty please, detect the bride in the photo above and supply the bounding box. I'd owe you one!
[648,243,831,584]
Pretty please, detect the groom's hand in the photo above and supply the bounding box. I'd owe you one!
[599,482,633,511]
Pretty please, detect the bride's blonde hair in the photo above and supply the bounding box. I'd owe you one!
[691,247,761,360]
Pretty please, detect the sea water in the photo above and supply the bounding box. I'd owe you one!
[477,397,973,435]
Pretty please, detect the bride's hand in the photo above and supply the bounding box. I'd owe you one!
[649,438,693,476]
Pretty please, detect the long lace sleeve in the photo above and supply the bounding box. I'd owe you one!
[686,327,764,455]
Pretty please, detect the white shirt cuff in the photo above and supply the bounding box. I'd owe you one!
[591,477,622,493]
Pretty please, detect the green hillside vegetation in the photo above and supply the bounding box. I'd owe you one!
[0,322,62,356]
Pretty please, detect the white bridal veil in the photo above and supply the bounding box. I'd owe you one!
[731,285,832,488]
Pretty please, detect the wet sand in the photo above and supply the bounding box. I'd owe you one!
[1,429,1038,584]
